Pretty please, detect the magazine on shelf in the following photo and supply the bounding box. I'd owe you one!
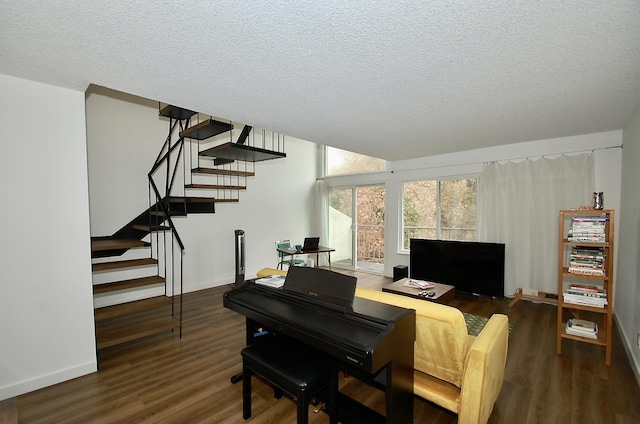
[403,278,434,289]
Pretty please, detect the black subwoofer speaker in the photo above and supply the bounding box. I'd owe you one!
[393,265,408,282]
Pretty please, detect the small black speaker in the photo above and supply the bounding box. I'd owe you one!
[393,265,408,282]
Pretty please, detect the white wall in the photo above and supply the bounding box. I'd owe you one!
[86,87,169,235]
[175,137,318,291]
[383,131,623,276]
[3,78,634,400]
[325,128,636,378]
[85,88,318,292]
[618,102,640,381]
[0,74,96,400]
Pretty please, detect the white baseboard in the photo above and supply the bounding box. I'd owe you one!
[613,314,640,387]
[0,275,257,402]
[0,361,96,401]
[183,278,234,294]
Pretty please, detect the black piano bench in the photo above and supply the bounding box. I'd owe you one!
[241,336,338,424]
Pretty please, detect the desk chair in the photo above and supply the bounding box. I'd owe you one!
[276,240,305,269]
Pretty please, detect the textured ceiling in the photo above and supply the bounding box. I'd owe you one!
[1,1,639,161]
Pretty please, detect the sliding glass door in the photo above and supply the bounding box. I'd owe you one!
[328,185,385,272]
[328,187,354,268]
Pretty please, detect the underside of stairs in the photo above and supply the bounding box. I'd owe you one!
[91,103,287,362]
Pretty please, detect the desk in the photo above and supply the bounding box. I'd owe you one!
[277,246,335,269]
[382,278,455,304]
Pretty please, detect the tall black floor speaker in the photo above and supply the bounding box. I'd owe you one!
[234,229,245,286]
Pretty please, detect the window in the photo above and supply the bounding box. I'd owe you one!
[325,146,385,176]
[402,178,477,249]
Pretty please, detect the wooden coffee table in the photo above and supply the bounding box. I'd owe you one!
[382,278,455,304]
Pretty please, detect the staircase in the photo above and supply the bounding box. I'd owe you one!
[91,104,286,361]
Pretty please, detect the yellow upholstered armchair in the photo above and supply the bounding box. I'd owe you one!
[253,269,509,424]
[355,287,509,424]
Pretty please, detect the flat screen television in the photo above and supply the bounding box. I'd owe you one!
[409,238,505,298]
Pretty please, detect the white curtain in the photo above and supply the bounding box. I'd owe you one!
[477,153,595,296]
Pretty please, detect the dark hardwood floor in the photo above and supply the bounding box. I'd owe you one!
[9,269,640,423]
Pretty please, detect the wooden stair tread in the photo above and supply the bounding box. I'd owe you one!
[191,167,255,177]
[213,199,240,203]
[149,210,185,217]
[158,105,196,120]
[94,296,172,321]
[169,196,236,203]
[96,315,180,350]
[91,239,149,252]
[199,142,286,163]
[92,258,157,272]
[93,275,165,294]
[169,196,215,203]
[131,224,171,232]
[185,183,247,190]
[179,119,233,140]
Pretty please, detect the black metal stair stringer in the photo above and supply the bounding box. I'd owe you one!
[92,197,216,259]
[213,125,253,165]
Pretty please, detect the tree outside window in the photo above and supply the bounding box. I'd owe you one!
[402,178,477,249]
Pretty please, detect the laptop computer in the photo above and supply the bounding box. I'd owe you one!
[301,237,320,251]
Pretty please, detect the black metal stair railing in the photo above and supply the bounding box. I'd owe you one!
[146,111,191,338]
[144,106,290,317]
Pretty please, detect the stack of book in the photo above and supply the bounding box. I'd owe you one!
[255,275,286,288]
[563,283,607,308]
[567,216,608,243]
[403,278,434,289]
[568,246,606,276]
[565,318,598,339]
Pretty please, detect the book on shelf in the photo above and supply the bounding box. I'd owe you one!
[567,216,608,243]
[567,235,606,243]
[570,216,608,222]
[563,293,607,307]
[567,268,605,276]
[565,289,607,298]
[570,247,605,257]
[568,283,603,293]
[567,246,606,276]
[566,283,606,296]
[566,318,598,339]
